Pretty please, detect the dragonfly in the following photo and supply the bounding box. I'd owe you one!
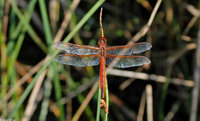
[54,9,152,98]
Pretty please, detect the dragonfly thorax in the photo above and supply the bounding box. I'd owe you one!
[99,47,106,56]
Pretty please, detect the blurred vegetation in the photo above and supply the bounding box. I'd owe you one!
[0,0,200,121]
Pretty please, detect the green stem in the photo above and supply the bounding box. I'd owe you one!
[38,0,53,49]
[96,80,101,121]
[159,66,172,121]
[53,63,65,121]
[104,71,109,121]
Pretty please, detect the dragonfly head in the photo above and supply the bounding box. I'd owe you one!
[98,36,107,45]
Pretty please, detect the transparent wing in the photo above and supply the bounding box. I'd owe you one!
[106,42,152,55]
[55,54,100,67]
[54,42,99,55]
[106,54,150,68]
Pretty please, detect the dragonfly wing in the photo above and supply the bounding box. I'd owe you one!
[55,54,100,67]
[106,42,152,55]
[106,54,150,68]
[54,42,99,55]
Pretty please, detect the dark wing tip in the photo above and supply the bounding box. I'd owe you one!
[138,42,152,50]
[145,42,152,50]
[143,56,151,65]
[53,42,65,50]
